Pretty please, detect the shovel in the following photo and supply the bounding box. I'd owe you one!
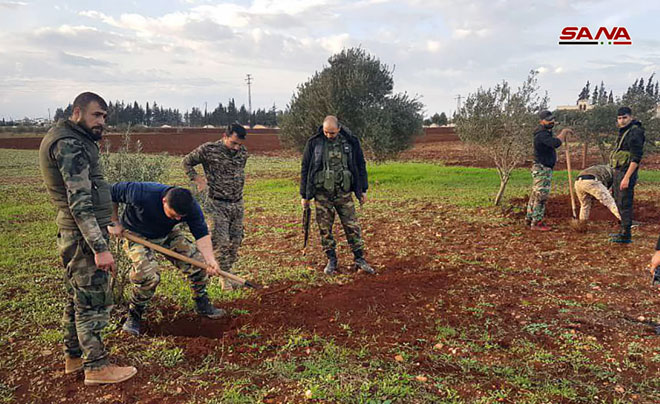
[122,230,262,289]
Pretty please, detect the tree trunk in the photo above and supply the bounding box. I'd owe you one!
[494,173,510,206]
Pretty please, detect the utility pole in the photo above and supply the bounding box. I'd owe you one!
[245,74,253,128]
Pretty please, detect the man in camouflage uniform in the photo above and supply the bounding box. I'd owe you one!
[609,107,645,244]
[109,182,225,336]
[300,116,374,275]
[39,92,137,385]
[574,164,621,224]
[183,123,248,291]
[525,110,567,231]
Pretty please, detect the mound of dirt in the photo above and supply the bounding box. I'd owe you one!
[511,194,660,222]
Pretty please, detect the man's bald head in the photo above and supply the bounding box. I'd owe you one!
[322,115,340,139]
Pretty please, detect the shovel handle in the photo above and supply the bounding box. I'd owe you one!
[122,230,262,289]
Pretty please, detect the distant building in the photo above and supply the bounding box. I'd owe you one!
[556,99,594,112]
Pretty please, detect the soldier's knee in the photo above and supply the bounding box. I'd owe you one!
[130,263,160,289]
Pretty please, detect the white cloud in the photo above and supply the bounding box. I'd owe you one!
[2,0,660,119]
[426,40,441,53]
[0,1,26,9]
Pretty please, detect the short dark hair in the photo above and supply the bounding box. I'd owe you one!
[72,92,108,111]
[165,187,194,217]
[226,122,247,139]
[617,106,632,116]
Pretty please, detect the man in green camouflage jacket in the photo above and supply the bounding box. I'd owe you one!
[39,92,137,386]
[183,123,248,290]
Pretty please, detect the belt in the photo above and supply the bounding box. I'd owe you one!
[577,175,596,181]
[213,197,242,203]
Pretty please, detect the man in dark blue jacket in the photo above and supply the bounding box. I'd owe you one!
[609,107,645,243]
[525,110,567,231]
[300,116,374,275]
[109,182,225,336]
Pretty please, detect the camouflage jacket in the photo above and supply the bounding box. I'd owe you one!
[182,140,248,202]
[39,120,112,253]
[578,164,613,188]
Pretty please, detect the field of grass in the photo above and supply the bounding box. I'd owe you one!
[1,148,659,403]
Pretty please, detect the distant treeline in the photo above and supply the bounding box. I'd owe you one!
[48,99,280,128]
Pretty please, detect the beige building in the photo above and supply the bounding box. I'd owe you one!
[556,99,594,112]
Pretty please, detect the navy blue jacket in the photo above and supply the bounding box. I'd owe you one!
[111,182,208,240]
[533,125,562,168]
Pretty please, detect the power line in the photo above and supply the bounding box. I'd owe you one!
[246,74,253,127]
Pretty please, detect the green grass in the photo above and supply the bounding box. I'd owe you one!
[1,148,659,403]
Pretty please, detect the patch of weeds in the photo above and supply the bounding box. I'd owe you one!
[130,339,185,368]
[34,328,62,345]
[522,322,553,336]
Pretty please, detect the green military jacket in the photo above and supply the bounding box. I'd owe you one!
[39,120,112,253]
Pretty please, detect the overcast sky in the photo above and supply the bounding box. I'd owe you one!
[1,0,659,120]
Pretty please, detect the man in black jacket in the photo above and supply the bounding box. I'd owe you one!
[610,107,645,243]
[525,110,567,231]
[300,116,374,275]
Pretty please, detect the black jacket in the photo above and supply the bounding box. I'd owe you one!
[300,126,368,200]
[615,120,645,166]
[533,125,562,168]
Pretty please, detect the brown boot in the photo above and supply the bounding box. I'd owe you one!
[65,356,84,374]
[84,364,137,386]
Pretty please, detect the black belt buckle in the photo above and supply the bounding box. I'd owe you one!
[577,175,595,181]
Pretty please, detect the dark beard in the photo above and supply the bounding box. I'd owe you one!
[544,123,555,130]
[77,121,103,141]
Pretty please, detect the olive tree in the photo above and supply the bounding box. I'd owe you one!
[455,70,548,205]
[279,47,424,160]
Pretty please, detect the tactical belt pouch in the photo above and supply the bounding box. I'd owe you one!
[341,170,352,192]
[609,128,632,169]
[609,151,631,169]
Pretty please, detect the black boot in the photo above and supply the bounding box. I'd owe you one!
[195,295,227,319]
[610,228,632,244]
[324,250,338,275]
[122,305,143,336]
[353,249,375,274]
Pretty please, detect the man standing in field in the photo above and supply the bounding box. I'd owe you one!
[609,107,645,244]
[573,164,621,227]
[39,92,137,385]
[525,110,567,231]
[183,123,248,290]
[300,115,374,275]
[110,182,226,336]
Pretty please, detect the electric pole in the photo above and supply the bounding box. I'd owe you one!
[246,74,253,128]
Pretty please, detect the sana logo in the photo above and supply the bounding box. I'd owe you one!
[559,27,632,45]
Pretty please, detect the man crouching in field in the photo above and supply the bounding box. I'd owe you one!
[109,182,225,336]
[39,92,137,385]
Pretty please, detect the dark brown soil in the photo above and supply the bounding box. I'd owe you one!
[511,194,660,222]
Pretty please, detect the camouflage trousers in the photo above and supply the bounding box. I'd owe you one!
[314,191,364,253]
[209,199,244,272]
[123,227,208,311]
[575,178,621,221]
[526,163,553,225]
[57,229,112,370]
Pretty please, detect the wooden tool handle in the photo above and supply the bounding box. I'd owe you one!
[122,230,260,288]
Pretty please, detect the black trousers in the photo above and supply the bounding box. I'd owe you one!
[612,168,638,235]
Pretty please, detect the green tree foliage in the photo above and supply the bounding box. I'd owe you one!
[54,99,278,128]
[424,112,448,126]
[279,47,424,160]
[557,74,659,162]
[455,70,548,205]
